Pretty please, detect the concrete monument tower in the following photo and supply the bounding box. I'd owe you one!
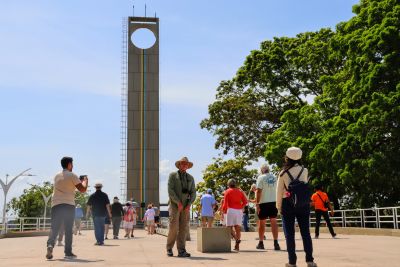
[121,16,159,209]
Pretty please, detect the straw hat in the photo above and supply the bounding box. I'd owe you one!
[286,147,303,160]
[175,156,193,169]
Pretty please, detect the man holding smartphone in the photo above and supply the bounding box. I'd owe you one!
[46,157,88,260]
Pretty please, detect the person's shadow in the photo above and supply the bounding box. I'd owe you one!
[187,256,227,261]
[55,258,104,263]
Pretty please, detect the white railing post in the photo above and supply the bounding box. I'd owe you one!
[342,211,346,227]
[376,209,381,229]
[362,209,365,228]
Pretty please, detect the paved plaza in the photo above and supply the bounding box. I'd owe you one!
[0,229,399,266]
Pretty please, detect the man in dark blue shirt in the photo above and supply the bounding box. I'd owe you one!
[87,183,112,245]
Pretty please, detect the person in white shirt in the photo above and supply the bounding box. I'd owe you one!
[144,204,156,235]
[255,163,281,250]
[276,147,316,267]
[46,157,88,260]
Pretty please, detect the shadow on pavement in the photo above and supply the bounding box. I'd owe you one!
[188,256,227,261]
[55,258,104,263]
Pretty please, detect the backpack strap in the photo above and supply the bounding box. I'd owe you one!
[285,166,304,181]
[295,167,305,181]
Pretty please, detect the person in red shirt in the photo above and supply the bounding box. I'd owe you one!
[311,185,336,238]
[222,179,248,251]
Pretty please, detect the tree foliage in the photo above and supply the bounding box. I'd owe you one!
[201,29,340,159]
[8,182,89,218]
[203,0,400,208]
[196,158,257,201]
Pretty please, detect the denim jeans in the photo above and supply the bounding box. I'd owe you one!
[315,209,335,236]
[93,216,106,244]
[47,204,75,254]
[242,214,249,232]
[282,198,314,265]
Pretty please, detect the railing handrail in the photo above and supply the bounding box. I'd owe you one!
[2,206,400,233]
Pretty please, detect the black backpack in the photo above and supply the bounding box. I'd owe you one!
[283,167,311,209]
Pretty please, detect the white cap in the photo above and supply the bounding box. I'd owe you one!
[286,147,302,160]
[94,182,103,188]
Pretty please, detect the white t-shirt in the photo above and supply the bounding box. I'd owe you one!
[144,208,155,221]
[256,173,277,204]
[51,170,81,207]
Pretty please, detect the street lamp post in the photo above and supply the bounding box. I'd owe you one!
[0,168,33,234]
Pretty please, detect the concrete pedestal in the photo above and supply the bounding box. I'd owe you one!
[197,227,231,253]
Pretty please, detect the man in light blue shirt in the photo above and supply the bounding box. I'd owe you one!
[200,189,217,227]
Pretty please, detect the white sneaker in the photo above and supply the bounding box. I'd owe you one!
[57,241,63,246]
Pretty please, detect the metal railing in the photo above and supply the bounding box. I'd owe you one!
[159,206,400,230]
[0,217,94,234]
[1,206,399,234]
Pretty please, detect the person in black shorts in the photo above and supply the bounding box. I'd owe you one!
[256,164,281,250]
[152,204,160,227]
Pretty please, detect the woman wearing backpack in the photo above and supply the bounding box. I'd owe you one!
[276,147,317,267]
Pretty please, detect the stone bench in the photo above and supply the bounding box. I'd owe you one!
[197,227,231,253]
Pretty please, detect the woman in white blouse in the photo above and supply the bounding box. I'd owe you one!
[276,147,317,267]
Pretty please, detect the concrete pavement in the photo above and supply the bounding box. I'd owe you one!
[0,229,399,266]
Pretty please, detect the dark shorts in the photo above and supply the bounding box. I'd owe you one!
[258,202,278,220]
[105,216,111,225]
[154,216,160,224]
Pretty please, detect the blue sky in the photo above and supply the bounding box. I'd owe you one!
[0,0,359,213]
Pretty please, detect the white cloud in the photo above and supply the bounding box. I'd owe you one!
[159,159,174,177]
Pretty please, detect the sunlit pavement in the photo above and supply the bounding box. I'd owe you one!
[0,229,399,266]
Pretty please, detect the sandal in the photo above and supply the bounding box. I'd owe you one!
[234,240,241,251]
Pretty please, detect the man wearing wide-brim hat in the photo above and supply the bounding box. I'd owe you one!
[166,157,196,258]
[86,182,112,246]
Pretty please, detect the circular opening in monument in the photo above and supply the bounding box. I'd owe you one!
[131,28,156,49]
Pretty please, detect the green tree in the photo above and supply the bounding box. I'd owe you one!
[8,182,53,218]
[196,158,257,202]
[201,29,341,160]
[265,0,400,208]
[203,0,400,208]
[8,182,89,217]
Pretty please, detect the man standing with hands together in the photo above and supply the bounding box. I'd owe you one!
[166,157,196,258]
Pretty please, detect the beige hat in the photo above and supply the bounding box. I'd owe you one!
[94,182,103,188]
[175,156,193,169]
[286,147,302,160]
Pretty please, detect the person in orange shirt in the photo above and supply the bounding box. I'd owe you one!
[311,185,336,239]
[222,179,248,251]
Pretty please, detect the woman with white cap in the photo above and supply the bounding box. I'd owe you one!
[276,147,317,267]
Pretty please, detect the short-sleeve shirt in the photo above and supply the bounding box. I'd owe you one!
[311,191,329,211]
[222,188,248,210]
[144,208,156,220]
[75,207,84,218]
[51,170,81,207]
[153,207,159,216]
[200,194,217,217]
[123,206,135,222]
[87,190,110,217]
[256,173,277,204]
